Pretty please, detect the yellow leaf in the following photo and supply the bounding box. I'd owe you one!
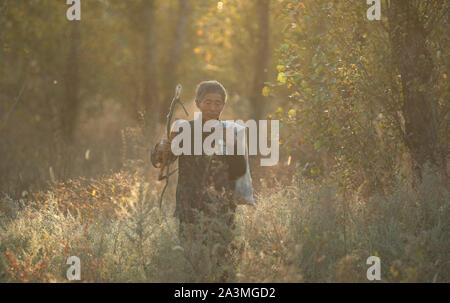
[390,266,399,277]
[276,65,285,72]
[277,72,287,84]
[92,190,96,196]
[262,86,270,97]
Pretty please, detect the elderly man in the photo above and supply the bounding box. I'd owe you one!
[151,80,249,281]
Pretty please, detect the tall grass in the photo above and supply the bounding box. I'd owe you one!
[0,165,448,282]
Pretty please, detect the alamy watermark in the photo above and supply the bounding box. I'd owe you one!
[66,0,81,21]
[366,256,381,281]
[67,1,381,22]
[367,0,381,21]
[66,256,81,281]
[169,112,279,166]
[65,255,381,281]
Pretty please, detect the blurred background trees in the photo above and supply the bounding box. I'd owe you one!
[0,0,447,197]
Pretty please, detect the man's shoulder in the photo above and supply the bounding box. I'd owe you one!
[222,121,246,131]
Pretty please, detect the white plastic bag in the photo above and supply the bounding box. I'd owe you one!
[220,121,256,206]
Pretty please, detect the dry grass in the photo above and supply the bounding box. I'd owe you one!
[0,163,448,282]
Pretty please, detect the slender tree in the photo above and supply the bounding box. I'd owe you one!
[160,0,191,124]
[141,0,159,124]
[249,0,270,120]
[63,20,81,143]
[387,0,443,179]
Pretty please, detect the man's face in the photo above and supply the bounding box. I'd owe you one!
[195,93,225,121]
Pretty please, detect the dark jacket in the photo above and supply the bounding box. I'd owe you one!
[152,120,246,223]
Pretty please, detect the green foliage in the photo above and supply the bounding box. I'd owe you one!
[270,0,448,192]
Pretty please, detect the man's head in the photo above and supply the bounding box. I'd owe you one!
[195,80,227,121]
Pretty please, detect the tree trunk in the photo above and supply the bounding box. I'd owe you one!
[141,0,159,125]
[63,21,81,144]
[249,0,270,121]
[59,20,81,179]
[159,0,191,124]
[387,1,441,180]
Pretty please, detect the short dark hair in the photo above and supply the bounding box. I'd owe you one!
[195,80,227,103]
